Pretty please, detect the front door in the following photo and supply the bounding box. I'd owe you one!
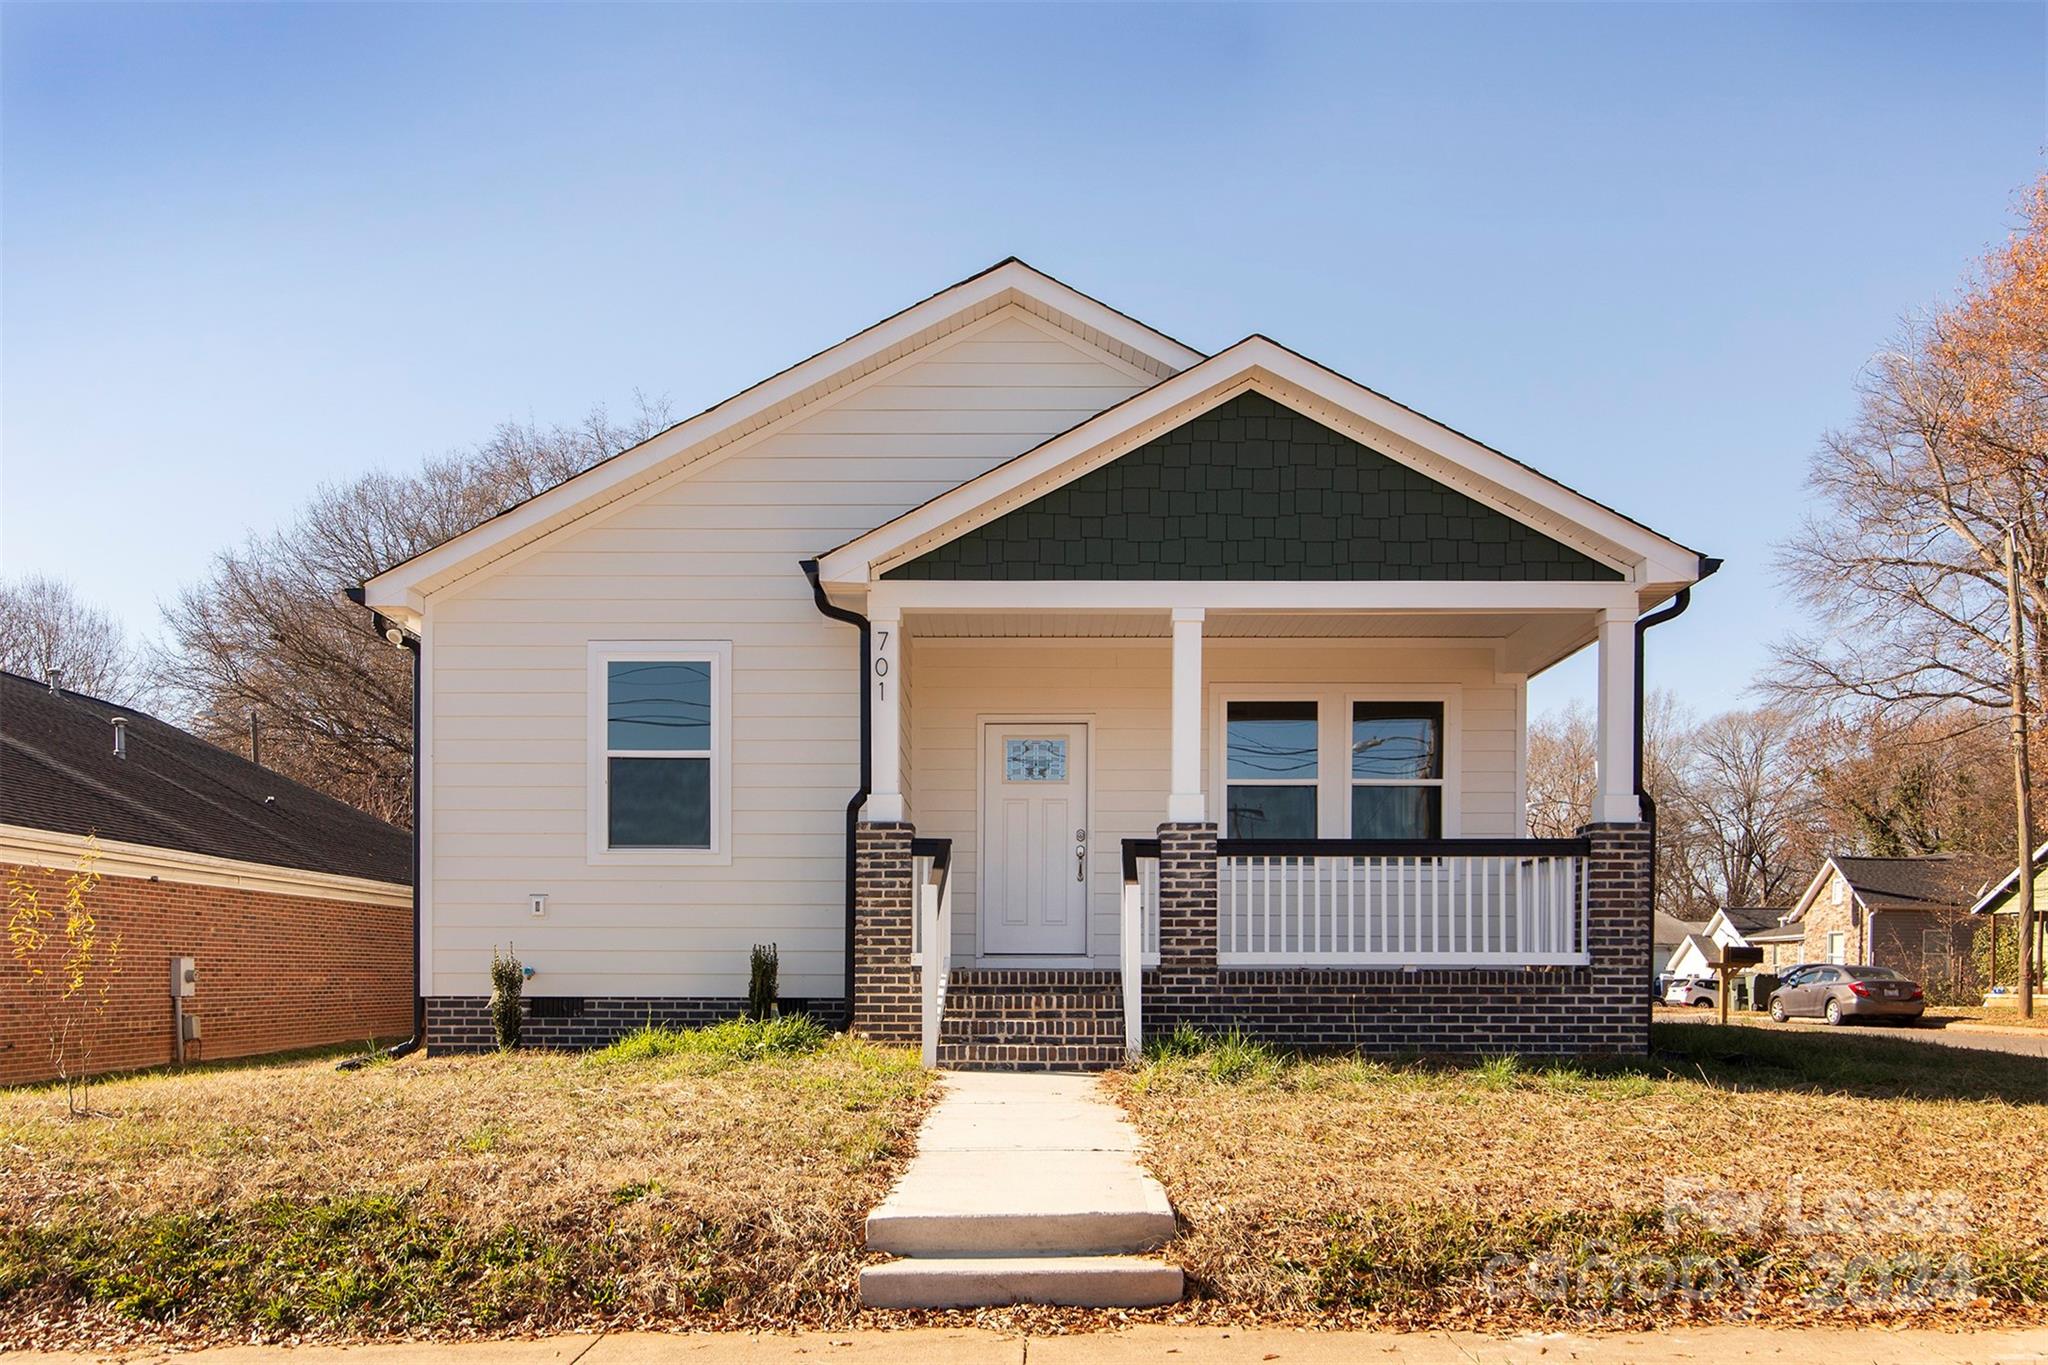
[982,723,1090,957]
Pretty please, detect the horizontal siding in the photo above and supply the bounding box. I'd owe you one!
[909,639,1520,968]
[425,311,1149,999]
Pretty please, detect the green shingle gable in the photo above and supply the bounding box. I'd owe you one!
[882,392,1621,581]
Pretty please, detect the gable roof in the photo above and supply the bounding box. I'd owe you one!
[817,334,1707,593]
[0,670,410,885]
[1654,910,1708,945]
[1786,853,2004,923]
[360,259,1205,621]
[1970,841,2048,915]
[1716,906,1785,935]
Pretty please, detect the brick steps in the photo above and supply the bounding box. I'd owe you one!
[938,971,1129,1072]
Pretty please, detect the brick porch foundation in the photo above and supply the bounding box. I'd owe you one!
[1142,821,1653,1057]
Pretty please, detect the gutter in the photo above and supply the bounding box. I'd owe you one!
[799,559,871,1027]
[339,585,427,1068]
[1631,555,1722,888]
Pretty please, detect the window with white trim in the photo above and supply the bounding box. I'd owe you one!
[588,642,730,863]
[1825,930,1846,965]
[1224,701,1318,839]
[1217,689,1459,840]
[1350,701,1443,839]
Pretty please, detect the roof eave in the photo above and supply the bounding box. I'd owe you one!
[360,259,1205,611]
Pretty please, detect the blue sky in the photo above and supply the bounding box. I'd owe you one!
[3,2,2041,720]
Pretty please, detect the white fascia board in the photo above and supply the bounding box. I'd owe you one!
[362,261,1202,611]
[820,337,1705,590]
[872,579,1643,614]
[0,824,411,908]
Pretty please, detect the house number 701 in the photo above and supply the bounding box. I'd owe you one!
[875,628,890,701]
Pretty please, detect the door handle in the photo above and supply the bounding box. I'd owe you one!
[1075,829,1087,883]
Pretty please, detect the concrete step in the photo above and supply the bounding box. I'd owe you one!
[865,1150,1177,1255]
[860,1254,1183,1309]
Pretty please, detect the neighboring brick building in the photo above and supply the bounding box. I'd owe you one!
[1,670,411,1085]
[1781,854,2002,994]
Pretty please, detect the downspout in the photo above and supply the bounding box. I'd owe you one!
[800,559,871,1027]
[1632,555,1722,895]
[340,587,426,1068]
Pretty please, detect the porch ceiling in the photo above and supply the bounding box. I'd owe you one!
[904,609,1599,674]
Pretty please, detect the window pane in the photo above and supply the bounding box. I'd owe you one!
[609,756,710,848]
[608,660,711,751]
[1350,785,1441,839]
[1352,703,1442,780]
[1227,701,1318,779]
[1226,784,1317,839]
[1005,738,1067,782]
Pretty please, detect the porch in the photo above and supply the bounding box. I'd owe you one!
[848,585,1657,1069]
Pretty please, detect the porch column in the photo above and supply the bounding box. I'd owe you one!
[869,604,905,822]
[1594,604,1640,824]
[1168,607,1205,823]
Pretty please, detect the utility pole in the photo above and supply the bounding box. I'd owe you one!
[2007,526,2036,1018]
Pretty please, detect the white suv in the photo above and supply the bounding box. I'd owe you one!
[1663,975,1717,1008]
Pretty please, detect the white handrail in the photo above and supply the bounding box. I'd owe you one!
[918,848,953,1068]
[1121,876,1144,1059]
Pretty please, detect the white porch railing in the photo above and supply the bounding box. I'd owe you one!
[1216,838,1591,967]
[911,838,955,1067]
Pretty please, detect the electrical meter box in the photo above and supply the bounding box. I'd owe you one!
[170,956,196,998]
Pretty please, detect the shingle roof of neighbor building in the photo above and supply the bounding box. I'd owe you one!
[1832,855,2002,913]
[0,669,409,885]
[1717,906,1785,934]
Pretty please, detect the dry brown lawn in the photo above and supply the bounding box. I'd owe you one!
[1108,1022,2048,1330]
[0,1027,933,1349]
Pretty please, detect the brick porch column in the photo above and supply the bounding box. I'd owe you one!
[853,820,919,1045]
[1579,821,1654,1056]
[1147,821,1219,1036]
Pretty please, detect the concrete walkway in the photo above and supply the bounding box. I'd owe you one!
[859,1072,1180,1308]
[19,1325,2048,1363]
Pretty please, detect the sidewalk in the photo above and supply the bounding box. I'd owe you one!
[18,1326,2048,1364]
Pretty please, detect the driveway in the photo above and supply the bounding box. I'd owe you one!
[1658,1008,2048,1060]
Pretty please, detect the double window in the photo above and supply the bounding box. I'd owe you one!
[588,642,731,863]
[1222,694,1449,841]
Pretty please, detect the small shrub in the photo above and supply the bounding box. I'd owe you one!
[489,945,523,1051]
[746,943,778,1021]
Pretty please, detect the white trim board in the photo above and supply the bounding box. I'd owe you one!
[819,338,1706,591]
[0,825,411,908]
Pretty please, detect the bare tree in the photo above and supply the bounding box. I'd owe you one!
[1525,700,1596,840]
[1771,177,2046,788]
[1526,690,1708,916]
[155,398,672,824]
[0,574,144,703]
[1667,707,1826,912]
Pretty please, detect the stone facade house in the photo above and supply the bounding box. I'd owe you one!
[354,260,1714,1067]
[1782,854,2002,992]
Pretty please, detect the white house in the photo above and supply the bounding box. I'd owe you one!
[357,260,1712,1067]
